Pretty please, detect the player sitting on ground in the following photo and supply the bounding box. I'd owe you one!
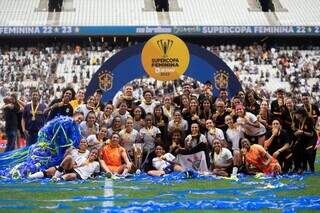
[148,145,183,176]
[60,148,100,181]
[210,139,233,177]
[99,133,132,176]
[241,138,281,175]
[29,139,90,179]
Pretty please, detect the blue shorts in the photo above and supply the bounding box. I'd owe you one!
[163,165,174,174]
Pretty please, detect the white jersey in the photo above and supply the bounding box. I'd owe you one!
[79,121,99,139]
[119,128,140,153]
[162,105,174,120]
[86,134,104,150]
[70,149,90,166]
[75,104,91,119]
[75,161,100,180]
[168,119,188,132]
[185,134,207,148]
[139,101,159,115]
[236,112,266,136]
[112,110,132,126]
[226,126,244,151]
[139,126,161,151]
[152,153,176,170]
[206,128,225,147]
[211,148,233,167]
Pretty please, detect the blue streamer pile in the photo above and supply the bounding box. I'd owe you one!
[0,116,80,179]
[93,173,320,213]
[0,172,319,212]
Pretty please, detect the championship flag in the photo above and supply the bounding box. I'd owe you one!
[176,151,209,172]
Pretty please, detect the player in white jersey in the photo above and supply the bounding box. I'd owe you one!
[61,148,100,180]
[28,139,90,179]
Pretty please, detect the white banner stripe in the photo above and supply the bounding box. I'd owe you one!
[103,178,113,208]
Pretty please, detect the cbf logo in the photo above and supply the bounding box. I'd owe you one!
[157,39,173,58]
[98,70,113,91]
[214,70,229,90]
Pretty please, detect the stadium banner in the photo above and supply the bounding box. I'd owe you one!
[85,34,242,102]
[0,26,320,36]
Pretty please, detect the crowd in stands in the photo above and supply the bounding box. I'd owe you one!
[0,41,122,104]
[0,40,319,180]
[1,41,319,105]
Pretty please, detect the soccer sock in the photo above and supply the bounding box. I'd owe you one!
[51,165,65,178]
[29,171,44,179]
[57,166,64,172]
[54,170,64,178]
[232,167,238,175]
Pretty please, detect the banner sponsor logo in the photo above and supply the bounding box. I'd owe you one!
[0,26,320,36]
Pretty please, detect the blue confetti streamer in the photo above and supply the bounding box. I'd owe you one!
[0,116,81,179]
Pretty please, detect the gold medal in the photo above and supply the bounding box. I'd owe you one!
[209,128,216,135]
[31,102,39,121]
[304,104,312,117]
[146,127,153,136]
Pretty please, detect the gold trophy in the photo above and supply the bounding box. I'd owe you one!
[133,143,143,170]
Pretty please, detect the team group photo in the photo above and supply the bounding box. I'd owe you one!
[0,0,319,212]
